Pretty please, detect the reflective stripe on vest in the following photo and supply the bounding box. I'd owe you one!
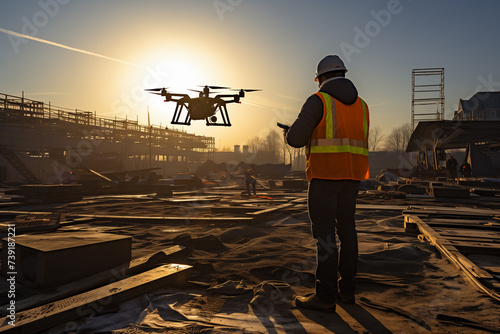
[309,92,368,156]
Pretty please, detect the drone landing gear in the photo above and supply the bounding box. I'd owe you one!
[171,103,191,126]
[206,104,231,127]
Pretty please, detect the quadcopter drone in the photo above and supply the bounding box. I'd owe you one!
[145,85,261,126]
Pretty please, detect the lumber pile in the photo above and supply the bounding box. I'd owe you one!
[0,264,193,334]
[404,208,500,301]
[0,246,190,333]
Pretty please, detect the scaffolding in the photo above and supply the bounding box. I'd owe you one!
[411,68,445,130]
[0,92,215,181]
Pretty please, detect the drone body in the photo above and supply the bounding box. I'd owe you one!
[145,85,260,127]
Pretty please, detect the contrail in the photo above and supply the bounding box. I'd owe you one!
[0,27,144,69]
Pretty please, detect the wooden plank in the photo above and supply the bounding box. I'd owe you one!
[0,202,21,209]
[0,264,193,334]
[438,236,500,244]
[158,196,222,204]
[0,213,60,236]
[59,217,96,226]
[356,204,408,211]
[447,239,500,255]
[246,203,294,219]
[0,211,51,218]
[210,206,264,214]
[403,206,500,218]
[0,245,186,316]
[431,227,500,241]
[286,204,308,212]
[429,218,500,227]
[290,198,307,204]
[407,215,493,279]
[228,199,290,205]
[65,214,254,224]
[423,220,500,232]
[467,254,500,274]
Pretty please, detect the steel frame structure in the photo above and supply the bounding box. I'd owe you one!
[411,68,445,130]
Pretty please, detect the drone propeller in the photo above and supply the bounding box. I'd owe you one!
[144,87,169,92]
[199,85,231,90]
[231,88,262,97]
[233,88,262,92]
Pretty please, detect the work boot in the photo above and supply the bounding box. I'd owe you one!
[338,292,355,304]
[294,294,336,312]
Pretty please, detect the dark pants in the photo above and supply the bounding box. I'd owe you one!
[448,168,457,179]
[246,177,256,195]
[308,178,360,303]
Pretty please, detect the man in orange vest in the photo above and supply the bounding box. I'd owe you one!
[285,55,369,312]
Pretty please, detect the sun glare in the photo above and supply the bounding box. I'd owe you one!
[156,59,204,91]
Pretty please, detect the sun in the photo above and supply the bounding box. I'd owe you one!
[154,59,205,92]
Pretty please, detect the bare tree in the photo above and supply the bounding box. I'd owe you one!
[247,135,265,153]
[368,126,384,151]
[246,129,287,163]
[384,123,413,152]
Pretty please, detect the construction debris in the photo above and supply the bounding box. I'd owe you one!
[0,264,193,334]
[0,181,499,332]
[404,210,500,302]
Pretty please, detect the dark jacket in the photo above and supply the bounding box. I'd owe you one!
[286,77,358,148]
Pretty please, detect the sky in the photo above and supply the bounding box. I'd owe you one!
[1,0,500,150]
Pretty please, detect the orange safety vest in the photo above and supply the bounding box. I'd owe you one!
[306,92,369,182]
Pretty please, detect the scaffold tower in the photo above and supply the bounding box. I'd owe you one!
[411,68,445,130]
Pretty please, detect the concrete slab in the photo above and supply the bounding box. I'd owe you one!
[1,232,131,287]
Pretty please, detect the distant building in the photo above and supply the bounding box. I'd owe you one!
[0,92,215,182]
[454,91,500,121]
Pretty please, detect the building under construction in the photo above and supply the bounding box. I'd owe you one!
[0,92,215,183]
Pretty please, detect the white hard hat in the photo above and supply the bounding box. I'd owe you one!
[315,55,347,81]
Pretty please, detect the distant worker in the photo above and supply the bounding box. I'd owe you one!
[416,160,426,178]
[446,155,458,179]
[285,55,369,312]
[460,160,472,178]
[244,168,256,196]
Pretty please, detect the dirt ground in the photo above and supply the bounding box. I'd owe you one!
[3,188,500,333]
